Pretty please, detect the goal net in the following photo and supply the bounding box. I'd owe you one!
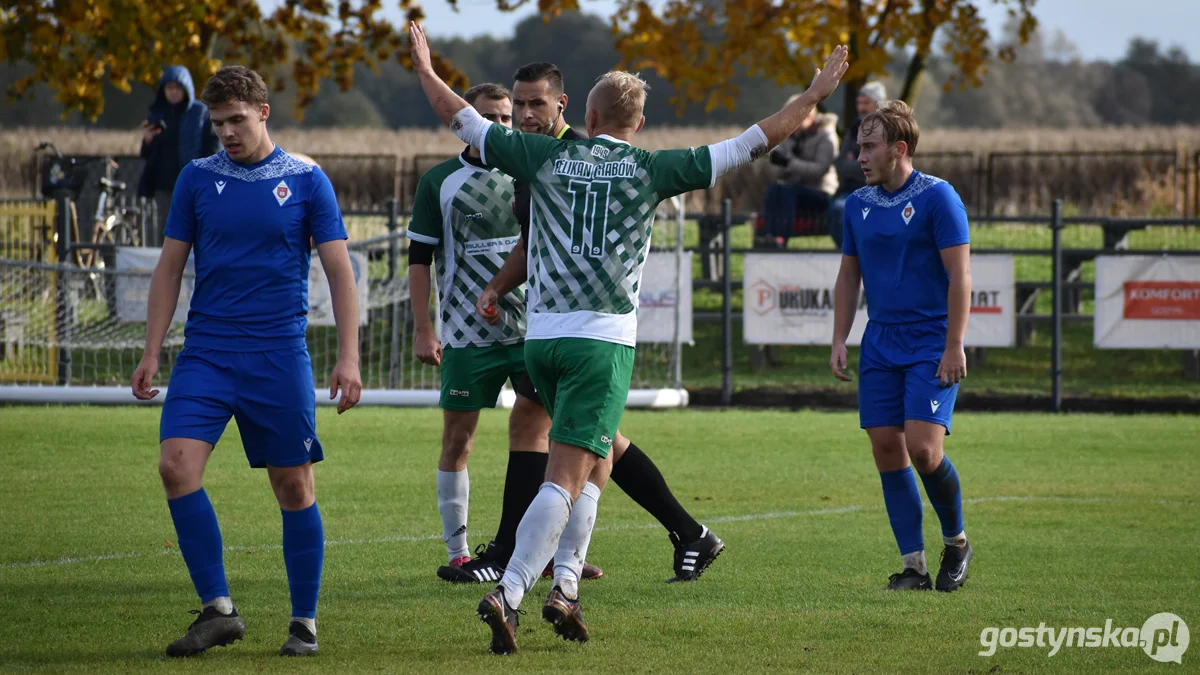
[0,199,689,408]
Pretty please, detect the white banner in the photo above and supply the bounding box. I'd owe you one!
[743,253,1015,347]
[966,255,1016,347]
[1094,255,1200,349]
[116,247,368,327]
[637,251,693,344]
[744,253,867,345]
[308,250,370,326]
[115,247,195,324]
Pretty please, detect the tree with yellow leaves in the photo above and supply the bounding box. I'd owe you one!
[2,0,1035,123]
[602,0,1037,116]
[0,0,467,120]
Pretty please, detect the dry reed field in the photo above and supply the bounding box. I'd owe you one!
[6,125,1200,215]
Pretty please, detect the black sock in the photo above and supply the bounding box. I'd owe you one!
[610,442,704,542]
[494,451,549,559]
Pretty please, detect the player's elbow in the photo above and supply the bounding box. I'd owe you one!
[326,261,356,292]
[152,257,185,290]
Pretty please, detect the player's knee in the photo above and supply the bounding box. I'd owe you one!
[443,424,474,460]
[870,438,906,459]
[906,443,940,472]
[270,470,314,509]
[611,430,629,456]
[439,424,474,472]
[507,399,550,451]
[158,453,191,492]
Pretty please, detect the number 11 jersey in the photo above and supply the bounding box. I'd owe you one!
[481,125,716,346]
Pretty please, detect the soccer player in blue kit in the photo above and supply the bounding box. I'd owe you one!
[831,100,974,592]
[130,66,362,656]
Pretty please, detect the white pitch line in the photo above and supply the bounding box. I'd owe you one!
[0,494,1191,571]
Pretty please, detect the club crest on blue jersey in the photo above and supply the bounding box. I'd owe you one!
[274,180,291,206]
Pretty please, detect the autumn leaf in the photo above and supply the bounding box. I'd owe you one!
[543,0,1036,115]
[1,0,469,120]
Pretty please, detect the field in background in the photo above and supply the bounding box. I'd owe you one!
[7,124,1200,202]
[0,406,1197,673]
[9,125,1200,158]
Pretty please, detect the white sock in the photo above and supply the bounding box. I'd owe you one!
[903,550,927,575]
[291,616,316,636]
[437,469,470,561]
[203,596,233,615]
[498,482,573,610]
[556,575,579,601]
[553,481,601,600]
[944,531,967,547]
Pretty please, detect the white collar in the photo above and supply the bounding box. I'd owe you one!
[595,134,630,146]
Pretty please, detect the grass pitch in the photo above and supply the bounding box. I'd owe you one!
[1,406,1197,673]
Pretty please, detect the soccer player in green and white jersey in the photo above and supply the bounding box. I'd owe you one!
[410,21,849,654]
[407,83,553,576]
[458,61,725,589]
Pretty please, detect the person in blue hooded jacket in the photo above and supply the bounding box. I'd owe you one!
[138,66,220,242]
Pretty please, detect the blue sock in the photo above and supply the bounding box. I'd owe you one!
[919,455,965,539]
[167,488,229,604]
[281,502,325,620]
[880,467,924,556]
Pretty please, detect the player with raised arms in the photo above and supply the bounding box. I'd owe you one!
[407,81,582,580]
[449,61,725,588]
[130,65,362,657]
[410,21,848,653]
[830,100,974,592]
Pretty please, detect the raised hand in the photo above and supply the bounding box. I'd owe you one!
[808,45,851,103]
[408,21,432,74]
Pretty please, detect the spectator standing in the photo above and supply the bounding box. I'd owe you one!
[138,66,219,245]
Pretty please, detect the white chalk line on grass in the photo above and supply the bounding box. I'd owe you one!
[1,495,1191,571]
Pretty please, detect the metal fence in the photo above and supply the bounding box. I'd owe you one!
[0,197,688,397]
[697,199,1200,410]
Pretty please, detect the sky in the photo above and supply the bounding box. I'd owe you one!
[355,0,1200,62]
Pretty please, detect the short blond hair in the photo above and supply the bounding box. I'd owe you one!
[589,71,649,128]
[859,100,919,156]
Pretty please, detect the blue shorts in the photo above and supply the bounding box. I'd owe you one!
[160,346,323,468]
[858,320,958,433]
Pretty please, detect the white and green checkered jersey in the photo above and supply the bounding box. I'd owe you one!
[478,126,718,346]
[407,154,525,348]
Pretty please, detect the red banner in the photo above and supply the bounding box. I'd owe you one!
[1123,281,1200,320]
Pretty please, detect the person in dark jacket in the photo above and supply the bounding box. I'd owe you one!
[138,66,219,243]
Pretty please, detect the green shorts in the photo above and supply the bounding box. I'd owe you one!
[523,337,635,458]
[440,342,526,411]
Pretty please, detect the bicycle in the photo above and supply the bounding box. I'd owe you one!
[35,141,149,310]
[35,141,145,270]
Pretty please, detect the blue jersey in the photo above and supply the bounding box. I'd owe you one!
[165,146,347,351]
[842,171,970,324]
